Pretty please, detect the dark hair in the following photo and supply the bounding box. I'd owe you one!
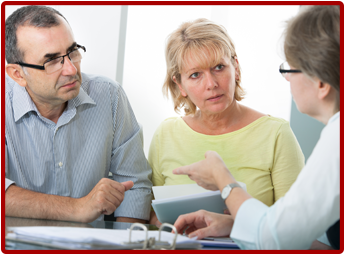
[5,6,68,64]
[284,5,340,107]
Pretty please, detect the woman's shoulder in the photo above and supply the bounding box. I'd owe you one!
[255,115,291,133]
[243,106,289,130]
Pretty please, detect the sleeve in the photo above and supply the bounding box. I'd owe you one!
[109,84,153,220]
[317,232,331,246]
[148,126,165,186]
[271,122,305,201]
[231,122,339,249]
[231,198,270,249]
[5,139,15,190]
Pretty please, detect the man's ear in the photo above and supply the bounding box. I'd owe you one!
[5,64,27,87]
[173,76,187,97]
[317,80,332,100]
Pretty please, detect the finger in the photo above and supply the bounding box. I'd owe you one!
[223,209,230,215]
[188,227,211,240]
[93,183,125,208]
[99,200,117,215]
[172,165,191,175]
[185,225,197,235]
[121,181,134,191]
[174,212,199,233]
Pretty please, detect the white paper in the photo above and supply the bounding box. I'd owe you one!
[153,182,247,201]
[8,226,200,249]
[152,190,221,204]
[152,184,209,200]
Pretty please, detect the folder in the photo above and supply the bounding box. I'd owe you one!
[6,223,202,250]
[152,183,247,224]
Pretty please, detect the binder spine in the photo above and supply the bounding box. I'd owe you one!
[122,223,178,250]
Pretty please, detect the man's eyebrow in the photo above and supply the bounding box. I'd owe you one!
[42,42,77,61]
[67,42,77,52]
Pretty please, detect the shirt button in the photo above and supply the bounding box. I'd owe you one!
[58,162,63,167]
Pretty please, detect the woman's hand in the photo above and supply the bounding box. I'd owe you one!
[173,210,234,240]
[173,151,235,191]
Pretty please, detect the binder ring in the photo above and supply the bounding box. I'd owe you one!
[158,223,178,250]
[128,223,149,249]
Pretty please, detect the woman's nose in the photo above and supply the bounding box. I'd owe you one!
[205,72,218,89]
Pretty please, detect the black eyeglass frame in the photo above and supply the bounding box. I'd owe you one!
[15,44,86,71]
[279,62,302,75]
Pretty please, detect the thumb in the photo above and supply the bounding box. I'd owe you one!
[121,181,134,191]
[188,227,211,240]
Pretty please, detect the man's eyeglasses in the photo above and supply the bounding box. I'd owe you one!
[279,62,302,78]
[16,44,86,75]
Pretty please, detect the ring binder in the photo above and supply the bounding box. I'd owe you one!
[122,223,178,250]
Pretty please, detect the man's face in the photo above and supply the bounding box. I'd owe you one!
[16,16,82,108]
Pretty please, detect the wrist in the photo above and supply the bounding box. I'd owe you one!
[215,167,236,191]
[70,197,82,222]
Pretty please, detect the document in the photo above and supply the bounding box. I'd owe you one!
[7,226,201,250]
[152,183,246,224]
[200,237,239,248]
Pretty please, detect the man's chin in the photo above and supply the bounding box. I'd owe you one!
[63,84,81,101]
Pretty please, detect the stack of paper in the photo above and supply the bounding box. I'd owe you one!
[152,183,246,224]
[6,226,202,250]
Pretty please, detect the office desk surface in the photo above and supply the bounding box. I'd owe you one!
[5,217,237,250]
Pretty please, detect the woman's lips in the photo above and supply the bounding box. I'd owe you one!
[207,94,223,102]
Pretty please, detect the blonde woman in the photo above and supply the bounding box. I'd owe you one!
[173,6,340,250]
[149,19,304,225]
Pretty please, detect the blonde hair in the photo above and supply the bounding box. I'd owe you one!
[284,6,340,109]
[163,18,245,115]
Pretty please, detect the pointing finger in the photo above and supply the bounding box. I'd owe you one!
[173,166,190,175]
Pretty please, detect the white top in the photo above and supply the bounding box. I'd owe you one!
[231,112,340,249]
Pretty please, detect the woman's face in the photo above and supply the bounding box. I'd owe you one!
[285,66,319,116]
[175,53,239,116]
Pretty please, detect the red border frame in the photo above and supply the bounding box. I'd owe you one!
[1,1,344,254]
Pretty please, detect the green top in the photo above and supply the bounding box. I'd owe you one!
[148,116,305,206]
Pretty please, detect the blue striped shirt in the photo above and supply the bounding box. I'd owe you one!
[5,73,153,220]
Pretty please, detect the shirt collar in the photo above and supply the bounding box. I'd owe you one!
[13,81,96,122]
[328,111,340,125]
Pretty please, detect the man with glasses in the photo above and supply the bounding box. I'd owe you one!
[5,6,152,223]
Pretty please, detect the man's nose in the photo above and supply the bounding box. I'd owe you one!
[61,55,77,76]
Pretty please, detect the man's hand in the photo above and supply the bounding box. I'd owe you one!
[173,151,234,191]
[149,211,162,227]
[174,210,234,240]
[74,178,134,223]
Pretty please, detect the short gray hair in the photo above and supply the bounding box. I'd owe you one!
[284,5,340,107]
[5,6,68,64]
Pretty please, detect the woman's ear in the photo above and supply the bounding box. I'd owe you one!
[173,76,187,97]
[233,56,240,80]
[317,80,332,100]
[6,64,27,87]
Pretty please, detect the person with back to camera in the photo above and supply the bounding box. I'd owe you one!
[148,18,305,225]
[5,6,152,223]
[173,5,340,250]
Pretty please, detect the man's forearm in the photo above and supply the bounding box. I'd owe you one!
[5,185,78,222]
[116,217,147,224]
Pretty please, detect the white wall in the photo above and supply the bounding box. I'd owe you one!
[5,5,121,81]
[123,5,300,156]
